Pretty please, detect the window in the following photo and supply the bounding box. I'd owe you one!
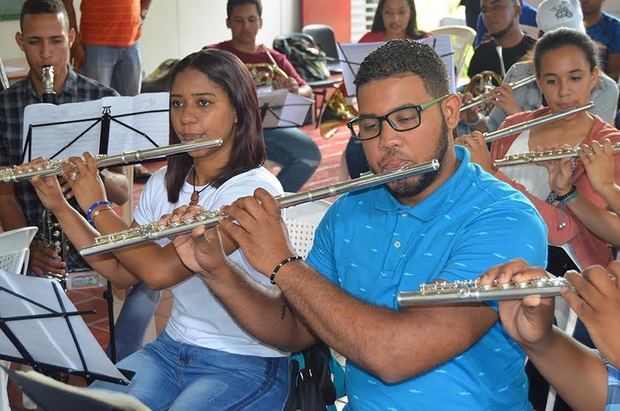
[351,0,377,42]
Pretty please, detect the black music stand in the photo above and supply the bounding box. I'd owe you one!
[21,104,168,163]
[258,90,313,129]
[20,97,169,363]
[336,37,455,96]
[0,269,130,386]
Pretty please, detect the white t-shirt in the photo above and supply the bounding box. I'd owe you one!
[133,166,288,357]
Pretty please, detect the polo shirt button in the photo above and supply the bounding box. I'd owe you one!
[394,241,401,248]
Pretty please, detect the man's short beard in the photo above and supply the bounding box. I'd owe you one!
[387,117,449,199]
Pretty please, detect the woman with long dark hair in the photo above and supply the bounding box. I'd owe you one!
[359,0,426,42]
[28,49,293,410]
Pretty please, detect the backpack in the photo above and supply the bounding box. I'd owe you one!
[284,342,345,411]
[273,34,330,83]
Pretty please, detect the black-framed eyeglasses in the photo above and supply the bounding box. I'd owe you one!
[347,94,449,141]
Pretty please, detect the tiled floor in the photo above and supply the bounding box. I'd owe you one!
[6,116,351,409]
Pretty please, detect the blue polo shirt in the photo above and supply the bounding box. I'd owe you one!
[306,146,547,410]
[586,12,620,72]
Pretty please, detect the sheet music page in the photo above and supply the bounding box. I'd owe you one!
[338,35,455,96]
[0,271,128,383]
[23,100,103,161]
[23,93,170,161]
[258,89,313,128]
[105,92,169,154]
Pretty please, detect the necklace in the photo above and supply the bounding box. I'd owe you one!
[189,167,211,206]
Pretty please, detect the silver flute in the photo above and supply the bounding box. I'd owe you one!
[494,142,620,167]
[80,160,441,256]
[398,276,573,306]
[460,75,536,112]
[484,102,594,143]
[0,139,223,183]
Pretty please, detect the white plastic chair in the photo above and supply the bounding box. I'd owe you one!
[0,227,38,276]
[0,226,38,411]
[428,25,476,77]
[284,199,332,259]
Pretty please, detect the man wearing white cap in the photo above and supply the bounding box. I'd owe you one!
[462,0,618,132]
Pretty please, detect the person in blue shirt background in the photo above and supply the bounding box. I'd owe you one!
[581,0,620,81]
[475,0,538,46]
[174,39,549,409]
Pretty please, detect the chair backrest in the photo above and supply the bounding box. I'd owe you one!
[0,227,38,275]
[284,200,332,259]
[428,25,476,76]
[302,24,338,61]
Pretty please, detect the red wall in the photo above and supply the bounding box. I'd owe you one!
[302,0,351,43]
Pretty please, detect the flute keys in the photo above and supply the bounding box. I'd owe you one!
[534,278,547,288]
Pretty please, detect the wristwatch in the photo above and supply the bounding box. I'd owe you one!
[140,8,149,19]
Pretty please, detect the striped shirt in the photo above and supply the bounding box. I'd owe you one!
[606,362,620,410]
[80,0,142,47]
[0,69,117,269]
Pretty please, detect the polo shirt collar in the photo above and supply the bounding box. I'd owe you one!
[374,145,471,221]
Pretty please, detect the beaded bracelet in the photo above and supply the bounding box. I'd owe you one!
[556,186,578,204]
[86,200,111,224]
[270,255,303,285]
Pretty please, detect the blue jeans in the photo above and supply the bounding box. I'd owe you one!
[264,127,321,192]
[109,282,161,362]
[92,331,290,410]
[81,43,142,96]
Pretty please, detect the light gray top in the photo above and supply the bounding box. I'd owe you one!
[485,61,619,131]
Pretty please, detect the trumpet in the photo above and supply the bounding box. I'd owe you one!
[494,142,620,167]
[484,102,594,143]
[80,160,441,256]
[460,75,536,112]
[397,276,572,306]
[0,139,223,183]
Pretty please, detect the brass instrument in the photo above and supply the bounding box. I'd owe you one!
[247,49,289,89]
[398,276,572,306]
[79,160,441,256]
[460,75,536,112]
[484,102,594,143]
[494,142,620,167]
[319,88,358,139]
[0,139,223,183]
[41,65,56,104]
[463,70,503,115]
